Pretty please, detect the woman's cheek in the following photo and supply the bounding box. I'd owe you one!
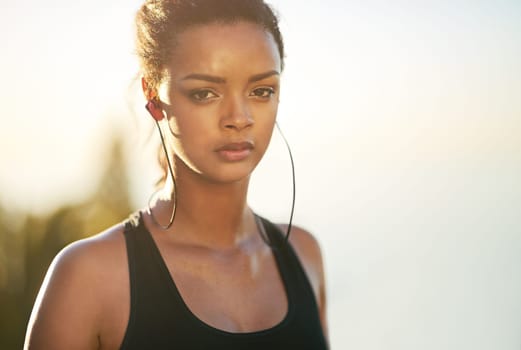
[167,117,181,135]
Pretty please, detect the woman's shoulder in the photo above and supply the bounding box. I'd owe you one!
[288,224,322,254]
[44,219,131,312]
[277,223,325,291]
[277,223,328,339]
[24,220,130,349]
[53,221,128,276]
[277,223,324,273]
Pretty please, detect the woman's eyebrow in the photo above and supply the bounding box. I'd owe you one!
[181,70,279,84]
[248,70,279,83]
[182,73,226,83]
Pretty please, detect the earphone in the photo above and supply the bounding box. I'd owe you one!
[144,97,295,245]
[145,99,177,230]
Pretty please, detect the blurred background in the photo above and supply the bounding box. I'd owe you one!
[1,0,520,349]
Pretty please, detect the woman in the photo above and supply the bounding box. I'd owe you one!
[24,0,328,349]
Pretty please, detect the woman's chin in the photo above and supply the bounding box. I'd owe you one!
[198,162,257,185]
[209,168,254,185]
[177,153,261,185]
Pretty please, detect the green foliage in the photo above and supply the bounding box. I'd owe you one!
[0,137,133,349]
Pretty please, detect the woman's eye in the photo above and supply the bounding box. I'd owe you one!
[250,87,275,98]
[190,89,218,102]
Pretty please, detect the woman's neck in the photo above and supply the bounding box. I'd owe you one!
[150,165,257,250]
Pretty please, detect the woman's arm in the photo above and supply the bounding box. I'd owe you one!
[24,239,104,350]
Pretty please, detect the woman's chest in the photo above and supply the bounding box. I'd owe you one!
[159,245,290,333]
[97,244,291,349]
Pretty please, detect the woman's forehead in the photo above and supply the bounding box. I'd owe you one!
[165,21,281,79]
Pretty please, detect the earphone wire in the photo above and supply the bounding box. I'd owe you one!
[148,119,177,230]
[276,122,296,244]
[254,122,296,248]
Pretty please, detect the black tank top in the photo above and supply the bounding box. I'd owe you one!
[120,212,328,349]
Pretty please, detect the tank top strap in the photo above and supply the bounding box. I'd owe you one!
[122,212,141,312]
[257,216,319,314]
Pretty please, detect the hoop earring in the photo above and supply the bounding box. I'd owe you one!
[255,121,296,247]
[148,118,177,230]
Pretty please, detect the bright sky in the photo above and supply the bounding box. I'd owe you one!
[1,1,521,349]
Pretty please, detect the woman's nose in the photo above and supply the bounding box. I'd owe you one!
[221,95,254,131]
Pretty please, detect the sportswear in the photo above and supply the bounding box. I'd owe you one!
[120,212,327,349]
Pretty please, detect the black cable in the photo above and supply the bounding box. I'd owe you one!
[275,122,296,244]
[254,122,296,248]
[148,120,177,230]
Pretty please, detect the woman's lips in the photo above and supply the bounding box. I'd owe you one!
[215,141,254,162]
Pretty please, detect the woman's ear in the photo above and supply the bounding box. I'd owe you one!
[142,77,165,121]
[141,77,156,100]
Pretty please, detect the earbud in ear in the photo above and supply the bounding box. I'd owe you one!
[145,99,164,121]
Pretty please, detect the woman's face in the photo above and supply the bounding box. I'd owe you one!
[158,21,281,184]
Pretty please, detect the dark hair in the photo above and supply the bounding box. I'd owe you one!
[135,0,285,91]
[134,0,285,186]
